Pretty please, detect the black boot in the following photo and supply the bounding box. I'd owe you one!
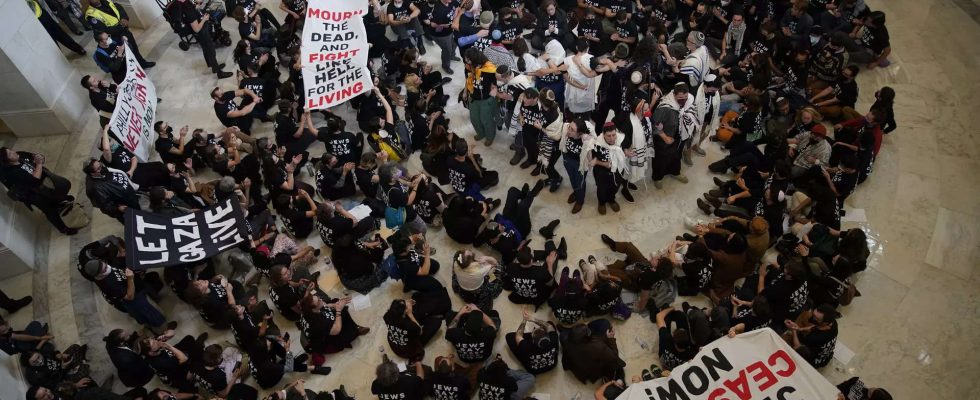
[538,219,560,239]
[529,179,545,197]
[557,237,568,260]
[708,159,730,173]
[600,234,616,250]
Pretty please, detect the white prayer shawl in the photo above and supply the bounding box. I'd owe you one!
[536,108,564,165]
[563,54,597,114]
[694,84,721,142]
[592,132,628,175]
[543,40,566,66]
[626,113,652,183]
[679,45,710,87]
[659,89,702,142]
[508,101,524,137]
[559,122,597,173]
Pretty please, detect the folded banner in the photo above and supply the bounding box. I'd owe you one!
[302,0,373,110]
[124,198,250,269]
[616,329,839,400]
[107,42,157,162]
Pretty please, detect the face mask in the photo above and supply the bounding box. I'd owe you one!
[166,126,174,135]
[810,35,820,45]
[110,143,121,152]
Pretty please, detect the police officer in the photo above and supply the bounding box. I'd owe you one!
[85,0,155,68]
[27,0,86,55]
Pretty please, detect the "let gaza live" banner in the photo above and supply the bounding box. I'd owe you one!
[125,198,250,268]
[616,329,840,400]
[301,0,373,110]
[108,42,157,162]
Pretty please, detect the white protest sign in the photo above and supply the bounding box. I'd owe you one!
[616,329,840,400]
[107,43,157,161]
[302,0,374,109]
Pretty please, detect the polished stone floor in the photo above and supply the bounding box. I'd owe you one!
[2,0,979,398]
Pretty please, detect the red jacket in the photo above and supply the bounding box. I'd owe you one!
[839,117,884,156]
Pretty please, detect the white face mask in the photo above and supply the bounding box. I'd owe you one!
[810,35,820,45]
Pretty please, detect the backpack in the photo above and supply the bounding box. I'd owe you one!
[828,276,860,306]
[381,253,402,280]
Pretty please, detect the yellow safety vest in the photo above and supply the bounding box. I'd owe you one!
[27,0,41,18]
[85,1,121,27]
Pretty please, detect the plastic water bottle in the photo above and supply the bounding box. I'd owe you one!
[635,337,650,351]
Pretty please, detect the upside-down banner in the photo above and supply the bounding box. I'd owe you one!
[616,329,840,400]
[125,198,250,269]
[107,43,157,162]
[302,0,374,110]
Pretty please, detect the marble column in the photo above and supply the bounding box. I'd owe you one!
[114,0,163,30]
[0,0,89,137]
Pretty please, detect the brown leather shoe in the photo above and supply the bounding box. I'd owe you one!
[357,326,370,336]
[571,202,582,214]
[598,203,606,215]
[567,193,576,204]
[609,201,621,212]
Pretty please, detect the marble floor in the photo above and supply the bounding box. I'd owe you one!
[2,0,980,398]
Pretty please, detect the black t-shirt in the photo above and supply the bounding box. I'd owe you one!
[428,1,457,37]
[761,277,809,320]
[579,18,602,42]
[282,207,314,238]
[732,307,770,333]
[200,282,231,324]
[317,215,353,247]
[146,348,187,387]
[371,374,425,400]
[548,295,588,325]
[833,79,858,108]
[445,325,497,363]
[354,167,379,198]
[428,372,471,400]
[195,366,228,395]
[325,131,361,165]
[154,135,183,165]
[514,331,559,374]
[837,377,872,400]
[859,25,890,54]
[614,19,639,42]
[504,264,552,304]
[802,322,838,367]
[562,136,584,161]
[96,267,130,306]
[518,103,544,138]
[274,114,300,146]
[231,310,262,349]
[446,157,480,193]
[831,169,858,200]
[477,368,517,400]
[269,283,304,320]
[380,183,418,221]
[238,20,257,41]
[606,0,631,15]
[387,0,412,20]
[384,312,423,357]
[396,248,424,277]
[658,326,696,370]
[214,91,240,127]
[240,76,271,106]
[89,84,118,113]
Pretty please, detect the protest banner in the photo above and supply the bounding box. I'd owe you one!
[124,198,250,269]
[616,329,840,400]
[107,42,157,162]
[302,0,373,109]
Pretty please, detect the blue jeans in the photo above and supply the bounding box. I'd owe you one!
[122,291,165,327]
[563,156,587,204]
[462,182,485,201]
[508,369,536,400]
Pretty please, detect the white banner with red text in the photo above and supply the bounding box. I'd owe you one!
[616,328,840,400]
[301,0,373,109]
[107,43,157,162]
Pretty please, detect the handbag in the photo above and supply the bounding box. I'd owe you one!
[59,201,90,229]
[610,297,632,320]
[384,206,406,229]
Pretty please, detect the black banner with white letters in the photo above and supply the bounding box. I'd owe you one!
[124,198,250,269]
